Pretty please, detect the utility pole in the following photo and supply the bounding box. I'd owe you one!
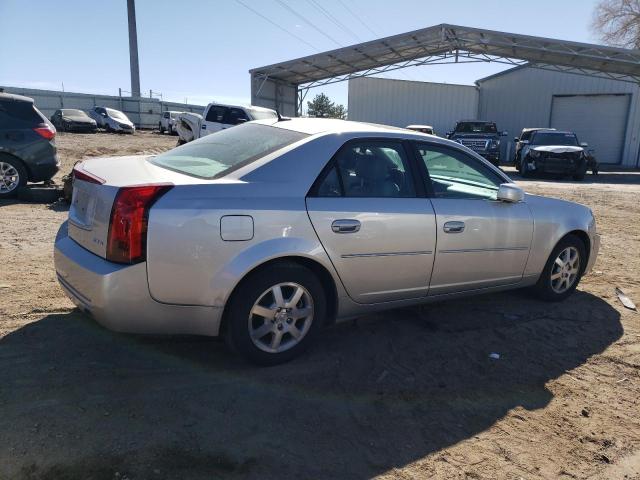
[127,0,141,97]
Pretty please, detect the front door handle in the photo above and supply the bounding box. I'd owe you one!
[443,221,465,233]
[331,219,361,234]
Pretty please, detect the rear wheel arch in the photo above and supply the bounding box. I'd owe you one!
[0,152,31,182]
[219,256,338,336]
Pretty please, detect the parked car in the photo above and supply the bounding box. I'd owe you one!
[0,92,58,198]
[406,124,435,135]
[88,106,135,133]
[50,109,97,133]
[175,103,277,144]
[159,111,180,135]
[447,120,507,167]
[514,128,556,169]
[54,118,599,364]
[518,130,589,180]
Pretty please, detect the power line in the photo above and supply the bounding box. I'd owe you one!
[307,0,362,42]
[275,0,343,48]
[336,0,378,38]
[235,0,319,52]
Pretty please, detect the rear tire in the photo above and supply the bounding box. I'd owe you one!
[225,262,326,365]
[159,123,165,134]
[0,156,27,198]
[532,234,586,302]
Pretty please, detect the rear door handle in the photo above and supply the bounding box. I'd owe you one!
[331,219,361,234]
[443,221,465,233]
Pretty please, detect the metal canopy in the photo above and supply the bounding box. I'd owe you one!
[250,23,640,116]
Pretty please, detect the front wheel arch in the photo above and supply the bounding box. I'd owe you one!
[219,256,338,337]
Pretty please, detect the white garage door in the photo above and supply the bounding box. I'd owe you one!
[550,94,630,164]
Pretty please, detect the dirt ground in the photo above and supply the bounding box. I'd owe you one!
[0,131,639,480]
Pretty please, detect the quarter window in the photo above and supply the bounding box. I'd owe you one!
[415,144,502,200]
[316,141,416,198]
[205,106,227,123]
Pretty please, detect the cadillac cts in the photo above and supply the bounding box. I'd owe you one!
[54,118,600,364]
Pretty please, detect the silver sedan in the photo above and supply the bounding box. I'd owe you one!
[54,118,600,364]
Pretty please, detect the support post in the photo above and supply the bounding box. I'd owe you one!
[127,0,141,98]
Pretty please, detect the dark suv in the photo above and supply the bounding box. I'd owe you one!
[0,93,58,197]
[447,120,506,167]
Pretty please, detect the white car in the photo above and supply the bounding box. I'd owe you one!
[159,111,180,135]
[176,103,277,144]
[89,107,135,134]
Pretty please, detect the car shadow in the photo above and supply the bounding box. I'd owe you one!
[0,290,621,479]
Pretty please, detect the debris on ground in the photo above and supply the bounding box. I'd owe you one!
[615,288,637,311]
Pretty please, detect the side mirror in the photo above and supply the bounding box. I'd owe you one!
[497,183,524,203]
[235,118,247,124]
[514,137,519,143]
[500,131,508,137]
[580,142,588,147]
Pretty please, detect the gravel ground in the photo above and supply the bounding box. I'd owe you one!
[0,131,639,480]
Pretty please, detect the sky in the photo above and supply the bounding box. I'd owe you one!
[0,0,602,109]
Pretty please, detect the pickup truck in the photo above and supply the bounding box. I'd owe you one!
[176,103,278,144]
[159,111,181,135]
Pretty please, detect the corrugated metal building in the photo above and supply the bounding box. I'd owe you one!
[348,67,640,167]
[348,77,478,137]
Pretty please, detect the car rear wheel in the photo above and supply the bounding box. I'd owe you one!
[226,262,326,365]
[0,156,27,198]
[532,234,586,302]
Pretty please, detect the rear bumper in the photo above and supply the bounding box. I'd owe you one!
[29,156,60,182]
[54,222,222,336]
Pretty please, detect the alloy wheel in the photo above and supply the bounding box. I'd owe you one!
[248,282,314,354]
[550,246,580,294]
[0,162,20,194]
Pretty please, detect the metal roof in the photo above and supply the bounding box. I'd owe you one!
[250,23,640,87]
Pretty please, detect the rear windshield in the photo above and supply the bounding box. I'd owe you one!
[150,123,308,179]
[532,132,578,146]
[0,100,45,127]
[249,109,278,120]
[455,122,497,134]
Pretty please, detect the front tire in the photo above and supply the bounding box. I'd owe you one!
[0,156,27,198]
[532,234,586,302]
[226,262,326,365]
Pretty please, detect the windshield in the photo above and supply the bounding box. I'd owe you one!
[249,109,278,120]
[151,123,308,179]
[61,109,87,117]
[106,108,129,121]
[454,122,497,134]
[532,132,578,146]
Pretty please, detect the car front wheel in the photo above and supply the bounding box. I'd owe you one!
[226,262,326,365]
[533,234,586,302]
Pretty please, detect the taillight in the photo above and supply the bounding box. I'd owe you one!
[73,163,105,185]
[33,123,56,140]
[106,184,173,264]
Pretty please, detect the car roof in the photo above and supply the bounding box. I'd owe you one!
[534,129,574,135]
[522,127,555,133]
[457,119,495,123]
[210,102,275,113]
[406,124,434,129]
[0,92,34,103]
[253,117,412,136]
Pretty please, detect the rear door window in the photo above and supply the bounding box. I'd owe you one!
[205,106,227,123]
[0,100,46,127]
[223,108,250,125]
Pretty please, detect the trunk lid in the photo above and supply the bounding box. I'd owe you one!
[67,155,194,258]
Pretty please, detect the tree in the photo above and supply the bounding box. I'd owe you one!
[306,93,347,119]
[592,0,640,49]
